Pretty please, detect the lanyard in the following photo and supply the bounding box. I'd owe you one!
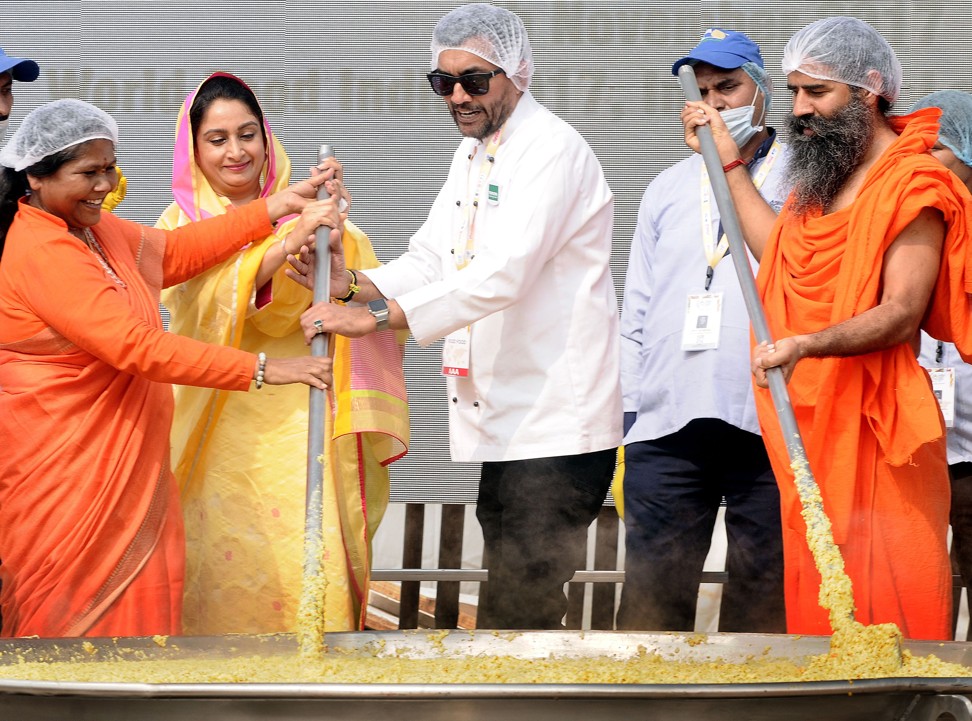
[453,127,503,269]
[699,139,781,289]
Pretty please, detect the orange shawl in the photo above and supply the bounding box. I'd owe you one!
[756,109,969,640]
[0,201,271,637]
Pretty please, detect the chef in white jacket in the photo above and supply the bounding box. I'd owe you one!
[299,2,621,629]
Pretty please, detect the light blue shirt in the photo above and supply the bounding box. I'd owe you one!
[918,333,972,464]
[621,137,790,445]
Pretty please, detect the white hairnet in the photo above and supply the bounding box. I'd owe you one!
[911,90,972,168]
[0,98,118,172]
[781,17,901,103]
[430,3,534,91]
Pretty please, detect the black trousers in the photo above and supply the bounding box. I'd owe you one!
[616,418,785,632]
[475,449,615,629]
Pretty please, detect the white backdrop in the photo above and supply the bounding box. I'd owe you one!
[4,0,971,502]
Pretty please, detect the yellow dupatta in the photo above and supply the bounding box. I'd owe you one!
[159,72,408,633]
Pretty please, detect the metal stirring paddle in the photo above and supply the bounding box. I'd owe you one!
[299,144,335,656]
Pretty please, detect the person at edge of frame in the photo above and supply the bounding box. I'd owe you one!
[915,89,972,641]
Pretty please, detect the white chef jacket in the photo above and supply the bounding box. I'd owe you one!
[366,92,622,463]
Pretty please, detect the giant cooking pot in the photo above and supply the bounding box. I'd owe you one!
[0,630,971,720]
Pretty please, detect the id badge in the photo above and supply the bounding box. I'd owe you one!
[681,293,723,351]
[926,366,956,428]
[442,326,471,377]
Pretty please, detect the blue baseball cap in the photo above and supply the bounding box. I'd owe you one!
[0,47,39,82]
[672,28,764,75]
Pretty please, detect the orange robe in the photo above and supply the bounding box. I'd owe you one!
[0,199,275,637]
[756,109,971,640]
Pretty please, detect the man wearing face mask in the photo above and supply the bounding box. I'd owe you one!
[616,28,787,632]
[0,47,39,139]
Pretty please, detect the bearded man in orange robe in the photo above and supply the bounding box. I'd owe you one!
[682,16,972,640]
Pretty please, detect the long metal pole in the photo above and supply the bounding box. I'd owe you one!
[677,65,856,628]
[677,66,799,440]
[300,144,334,654]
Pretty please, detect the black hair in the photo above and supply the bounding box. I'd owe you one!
[189,74,266,145]
[0,143,88,261]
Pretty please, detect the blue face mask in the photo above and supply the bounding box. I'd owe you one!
[719,86,764,148]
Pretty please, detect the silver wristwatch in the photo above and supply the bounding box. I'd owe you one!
[367,298,390,331]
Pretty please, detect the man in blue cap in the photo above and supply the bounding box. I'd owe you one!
[616,28,787,632]
[0,46,39,138]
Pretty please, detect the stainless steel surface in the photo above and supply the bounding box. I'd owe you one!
[1,631,971,721]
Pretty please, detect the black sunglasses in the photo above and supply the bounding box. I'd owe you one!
[427,69,505,97]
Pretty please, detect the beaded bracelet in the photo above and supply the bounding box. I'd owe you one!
[255,352,267,389]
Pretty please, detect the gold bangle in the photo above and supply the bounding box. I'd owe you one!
[335,269,360,303]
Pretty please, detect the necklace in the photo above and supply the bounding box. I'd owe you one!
[79,227,127,289]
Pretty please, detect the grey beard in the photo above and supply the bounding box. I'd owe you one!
[782,94,874,217]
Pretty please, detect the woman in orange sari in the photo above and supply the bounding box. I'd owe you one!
[0,98,339,637]
[159,73,408,634]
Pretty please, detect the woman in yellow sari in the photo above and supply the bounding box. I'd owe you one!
[159,72,408,634]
